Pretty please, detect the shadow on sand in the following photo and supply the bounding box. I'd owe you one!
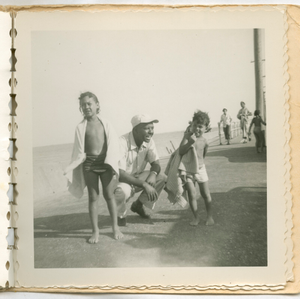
[208,146,266,163]
[122,186,267,267]
[34,186,267,268]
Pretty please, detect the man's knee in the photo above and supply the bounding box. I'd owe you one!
[156,173,167,184]
[114,183,132,203]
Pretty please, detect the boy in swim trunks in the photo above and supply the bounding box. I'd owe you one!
[179,110,214,226]
[64,92,123,242]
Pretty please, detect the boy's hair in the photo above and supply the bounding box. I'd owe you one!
[192,110,210,129]
[78,92,100,114]
[240,101,245,105]
[254,109,260,116]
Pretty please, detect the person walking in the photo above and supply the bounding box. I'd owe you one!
[220,108,232,145]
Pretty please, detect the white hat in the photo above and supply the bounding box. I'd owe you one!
[131,114,159,128]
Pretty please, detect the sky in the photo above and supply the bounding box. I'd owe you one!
[32,29,258,147]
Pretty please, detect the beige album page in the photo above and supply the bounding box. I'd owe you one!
[10,5,295,293]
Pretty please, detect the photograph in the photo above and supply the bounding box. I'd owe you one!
[31,27,267,269]
[13,7,289,288]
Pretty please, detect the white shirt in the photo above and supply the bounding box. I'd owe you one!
[220,114,232,126]
[119,132,159,176]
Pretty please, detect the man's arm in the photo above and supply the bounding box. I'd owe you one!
[150,160,161,175]
[119,169,145,188]
[145,160,161,187]
[119,169,158,201]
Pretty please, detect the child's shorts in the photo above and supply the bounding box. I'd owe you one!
[186,164,209,183]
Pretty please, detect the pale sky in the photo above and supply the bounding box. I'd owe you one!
[32,29,258,147]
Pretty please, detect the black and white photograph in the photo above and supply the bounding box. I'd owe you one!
[14,8,289,288]
[32,27,267,269]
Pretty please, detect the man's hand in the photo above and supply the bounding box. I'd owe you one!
[145,172,157,187]
[142,182,158,202]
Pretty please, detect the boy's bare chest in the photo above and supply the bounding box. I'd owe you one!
[85,121,105,140]
[194,138,206,156]
[195,137,205,149]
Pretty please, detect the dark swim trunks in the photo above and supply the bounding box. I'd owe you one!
[83,154,112,173]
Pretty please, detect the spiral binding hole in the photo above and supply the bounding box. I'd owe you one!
[10,139,17,160]
[5,261,10,270]
[9,94,17,116]
[10,48,17,72]
[6,212,10,221]
[8,77,17,87]
[9,28,17,38]
[8,139,17,160]
[7,183,17,204]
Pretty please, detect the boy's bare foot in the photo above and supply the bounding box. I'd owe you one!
[206,217,215,226]
[88,230,99,244]
[190,217,200,226]
[113,227,124,240]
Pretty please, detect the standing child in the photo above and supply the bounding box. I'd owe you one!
[179,110,214,226]
[220,108,232,145]
[248,110,266,153]
[64,92,123,242]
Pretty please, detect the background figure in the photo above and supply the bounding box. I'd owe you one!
[220,108,232,145]
[248,110,267,153]
[237,101,252,143]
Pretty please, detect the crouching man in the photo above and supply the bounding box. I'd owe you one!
[115,114,166,226]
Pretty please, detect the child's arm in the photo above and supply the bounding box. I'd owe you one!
[203,140,209,158]
[179,127,196,155]
[248,119,254,134]
[260,117,266,126]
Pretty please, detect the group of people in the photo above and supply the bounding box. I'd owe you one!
[64,92,214,243]
[220,101,266,153]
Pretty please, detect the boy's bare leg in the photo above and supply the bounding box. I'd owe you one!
[84,171,100,243]
[100,170,123,240]
[199,182,214,226]
[185,181,200,226]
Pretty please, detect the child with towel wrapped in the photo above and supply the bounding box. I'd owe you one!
[165,110,214,226]
[64,92,123,243]
[179,110,214,226]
